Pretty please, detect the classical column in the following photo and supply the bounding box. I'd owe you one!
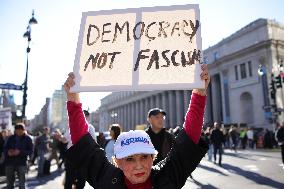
[140,99,145,124]
[183,90,190,113]
[116,107,120,125]
[118,107,122,126]
[145,97,150,114]
[114,108,118,124]
[124,105,128,130]
[204,84,213,127]
[162,92,166,110]
[175,90,183,126]
[211,74,223,122]
[120,106,124,128]
[163,92,169,127]
[155,93,161,108]
[168,91,175,128]
[221,69,231,123]
[135,101,139,126]
[150,96,155,109]
[130,102,134,130]
[127,104,131,131]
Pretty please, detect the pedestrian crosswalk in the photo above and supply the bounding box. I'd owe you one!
[243,165,259,172]
[183,149,283,189]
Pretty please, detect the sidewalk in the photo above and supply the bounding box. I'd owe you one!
[0,160,65,189]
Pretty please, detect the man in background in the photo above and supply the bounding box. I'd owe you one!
[210,122,225,166]
[4,123,33,189]
[37,127,51,177]
[146,108,175,165]
[276,123,284,169]
[83,110,96,142]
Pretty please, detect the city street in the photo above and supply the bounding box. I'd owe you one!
[1,1,284,189]
[0,149,283,189]
[183,149,284,189]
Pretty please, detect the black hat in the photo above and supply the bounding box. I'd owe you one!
[148,108,166,118]
[15,123,25,130]
[83,110,90,116]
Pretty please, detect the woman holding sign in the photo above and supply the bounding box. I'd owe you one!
[64,64,210,189]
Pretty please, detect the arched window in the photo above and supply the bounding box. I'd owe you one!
[240,92,254,124]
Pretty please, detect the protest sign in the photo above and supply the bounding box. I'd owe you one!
[0,107,12,131]
[71,4,203,92]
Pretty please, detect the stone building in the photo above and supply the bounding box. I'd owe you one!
[98,18,284,131]
[205,18,284,130]
[99,90,192,131]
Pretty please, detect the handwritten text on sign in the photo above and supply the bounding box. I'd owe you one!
[72,5,203,92]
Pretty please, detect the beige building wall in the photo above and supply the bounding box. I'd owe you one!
[98,19,284,131]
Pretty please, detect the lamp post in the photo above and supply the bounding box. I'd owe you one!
[110,111,118,124]
[22,10,38,119]
[275,58,284,122]
[258,64,277,129]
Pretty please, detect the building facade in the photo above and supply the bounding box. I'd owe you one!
[98,90,192,131]
[0,90,22,130]
[29,86,67,133]
[97,19,284,131]
[49,86,68,132]
[29,97,51,132]
[205,18,284,130]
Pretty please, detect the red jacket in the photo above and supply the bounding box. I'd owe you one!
[68,93,205,145]
[66,93,207,189]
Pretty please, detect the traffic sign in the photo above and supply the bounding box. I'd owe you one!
[262,105,271,110]
[262,104,277,110]
[0,83,22,90]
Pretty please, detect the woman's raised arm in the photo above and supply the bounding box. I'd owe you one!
[184,64,210,144]
[64,72,88,145]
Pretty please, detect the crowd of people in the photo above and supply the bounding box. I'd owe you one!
[197,121,284,167]
[1,118,283,188]
[0,64,284,188]
[0,112,284,189]
[0,109,100,189]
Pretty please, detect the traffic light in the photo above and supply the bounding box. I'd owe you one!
[270,80,276,91]
[270,90,276,100]
[275,74,282,88]
[270,79,276,100]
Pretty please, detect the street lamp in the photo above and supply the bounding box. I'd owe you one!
[22,10,38,119]
[110,111,118,124]
[257,64,277,128]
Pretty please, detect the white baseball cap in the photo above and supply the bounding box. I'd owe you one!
[114,130,157,159]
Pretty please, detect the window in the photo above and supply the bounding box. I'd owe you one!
[248,61,252,77]
[203,56,208,64]
[240,63,247,79]
[214,52,219,61]
[234,65,239,80]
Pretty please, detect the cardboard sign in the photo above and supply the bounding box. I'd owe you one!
[0,107,12,131]
[71,4,203,92]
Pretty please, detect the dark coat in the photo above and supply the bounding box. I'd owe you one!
[66,129,208,189]
[277,127,284,143]
[4,134,33,166]
[210,129,225,146]
[145,127,175,165]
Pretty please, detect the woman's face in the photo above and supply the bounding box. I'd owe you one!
[116,154,153,184]
[110,130,115,139]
